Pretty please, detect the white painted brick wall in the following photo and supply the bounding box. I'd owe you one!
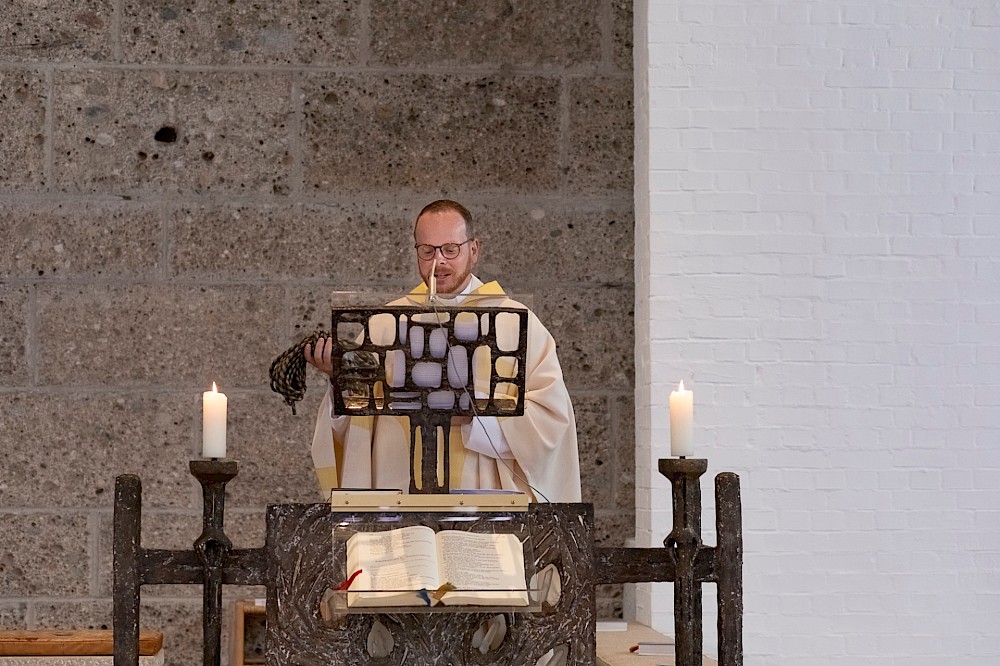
[635,1,1000,663]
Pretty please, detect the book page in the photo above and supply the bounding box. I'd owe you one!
[435,531,526,595]
[346,525,441,598]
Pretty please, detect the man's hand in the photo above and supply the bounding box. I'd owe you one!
[304,336,334,377]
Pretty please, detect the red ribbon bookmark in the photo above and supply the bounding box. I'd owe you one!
[336,569,363,591]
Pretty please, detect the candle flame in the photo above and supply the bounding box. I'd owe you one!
[212,382,218,393]
[678,380,685,391]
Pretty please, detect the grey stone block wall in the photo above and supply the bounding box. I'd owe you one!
[0,1,634,663]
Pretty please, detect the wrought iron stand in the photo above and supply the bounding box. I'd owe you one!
[662,457,743,666]
[113,459,266,666]
[595,458,743,666]
[190,460,238,666]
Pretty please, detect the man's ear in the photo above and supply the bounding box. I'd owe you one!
[469,238,481,265]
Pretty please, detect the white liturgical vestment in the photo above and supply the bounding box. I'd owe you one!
[311,277,582,502]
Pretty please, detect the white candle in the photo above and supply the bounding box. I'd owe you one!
[669,381,693,457]
[202,382,228,458]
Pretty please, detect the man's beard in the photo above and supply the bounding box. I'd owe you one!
[432,260,473,295]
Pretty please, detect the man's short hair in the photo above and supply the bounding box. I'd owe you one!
[414,200,476,240]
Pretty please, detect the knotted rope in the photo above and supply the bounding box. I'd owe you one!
[269,330,329,415]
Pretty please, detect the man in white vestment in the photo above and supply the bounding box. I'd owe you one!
[305,200,581,502]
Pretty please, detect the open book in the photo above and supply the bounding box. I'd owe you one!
[344,525,529,607]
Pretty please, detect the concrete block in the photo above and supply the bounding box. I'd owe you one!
[0,70,47,190]
[575,395,614,505]
[596,583,624,618]
[52,69,292,195]
[594,510,632,614]
[612,0,634,72]
[0,513,90,596]
[567,76,634,192]
[0,393,197,509]
[32,600,202,666]
[162,596,260,665]
[283,284,424,347]
[0,0,113,63]
[138,600,211,666]
[29,600,113,632]
[241,608,266,664]
[35,285,285,387]
[473,204,634,285]
[0,202,161,279]
[302,74,560,192]
[370,0,601,67]
[594,507,633,621]
[224,392,322,506]
[615,395,636,512]
[0,287,30,385]
[169,203,412,282]
[531,286,635,390]
[221,511,267,550]
[0,603,27,629]
[122,0,361,65]
[594,510,635,546]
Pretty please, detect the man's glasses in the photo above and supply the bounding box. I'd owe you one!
[414,239,472,260]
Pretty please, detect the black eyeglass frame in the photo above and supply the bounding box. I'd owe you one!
[413,239,474,260]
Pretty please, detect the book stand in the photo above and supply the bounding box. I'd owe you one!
[327,303,529,493]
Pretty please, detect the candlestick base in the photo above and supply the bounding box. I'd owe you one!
[190,459,238,483]
[658,457,708,478]
[189,459,238,666]
[659,457,708,666]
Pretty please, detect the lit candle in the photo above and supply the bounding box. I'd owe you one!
[669,381,693,457]
[202,382,227,458]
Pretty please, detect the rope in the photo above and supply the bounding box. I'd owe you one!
[269,330,329,415]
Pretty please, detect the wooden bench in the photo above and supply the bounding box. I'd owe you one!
[0,631,163,665]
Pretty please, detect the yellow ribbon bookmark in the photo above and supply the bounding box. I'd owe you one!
[431,582,457,604]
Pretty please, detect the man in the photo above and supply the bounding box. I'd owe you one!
[306,200,581,502]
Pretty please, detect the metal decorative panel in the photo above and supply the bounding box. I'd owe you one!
[264,503,595,665]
